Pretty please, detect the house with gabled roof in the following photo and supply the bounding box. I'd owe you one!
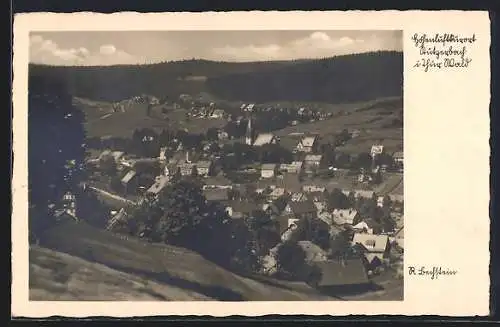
[371,144,384,157]
[296,135,318,153]
[351,233,391,269]
[290,192,306,202]
[225,200,259,219]
[393,151,403,162]
[302,185,326,193]
[202,175,233,190]
[352,218,383,235]
[203,188,230,204]
[195,160,213,177]
[308,191,328,213]
[253,133,277,146]
[297,241,328,263]
[121,169,138,194]
[332,208,359,225]
[283,200,317,220]
[146,175,170,197]
[261,163,278,179]
[269,187,286,200]
[312,258,371,293]
[279,161,304,174]
[304,154,324,174]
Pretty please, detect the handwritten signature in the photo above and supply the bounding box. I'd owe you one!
[408,266,458,280]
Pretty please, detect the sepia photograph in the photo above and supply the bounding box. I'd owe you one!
[26,30,405,302]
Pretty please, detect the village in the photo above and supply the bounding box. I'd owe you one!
[54,97,404,295]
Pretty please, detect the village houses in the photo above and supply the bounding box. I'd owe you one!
[279,161,304,174]
[393,151,404,166]
[121,169,138,194]
[352,218,383,235]
[260,163,277,179]
[303,154,324,175]
[332,208,360,226]
[146,175,170,198]
[370,144,384,157]
[295,135,318,153]
[352,233,391,270]
[253,133,277,146]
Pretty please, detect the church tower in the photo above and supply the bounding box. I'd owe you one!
[245,116,253,145]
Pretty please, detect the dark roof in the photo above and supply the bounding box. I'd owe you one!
[204,175,232,186]
[363,218,383,230]
[203,189,229,202]
[315,258,369,287]
[288,200,317,214]
[229,200,259,214]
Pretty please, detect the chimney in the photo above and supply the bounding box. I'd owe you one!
[186,151,191,163]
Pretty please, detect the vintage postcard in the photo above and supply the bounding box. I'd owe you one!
[12,11,490,317]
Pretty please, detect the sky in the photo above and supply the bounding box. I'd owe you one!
[29,30,402,66]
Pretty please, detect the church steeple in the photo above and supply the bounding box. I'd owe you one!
[245,116,253,145]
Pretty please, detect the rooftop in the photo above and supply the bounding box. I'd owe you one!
[253,133,275,146]
[315,258,369,287]
[332,208,358,225]
[146,176,170,195]
[121,170,137,184]
[203,175,233,187]
[297,241,328,263]
[287,200,317,215]
[228,200,259,214]
[352,233,389,253]
[300,136,317,147]
[393,151,404,158]
[196,160,212,169]
[261,163,277,170]
[279,161,304,172]
[304,154,323,162]
[203,189,229,202]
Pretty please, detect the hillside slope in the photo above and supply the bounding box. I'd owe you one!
[206,51,403,103]
[29,51,402,104]
[33,220,336,301]
[30,246,213,301]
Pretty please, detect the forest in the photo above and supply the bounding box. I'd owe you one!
[29,51,403,104]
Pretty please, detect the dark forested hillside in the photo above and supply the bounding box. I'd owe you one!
[206,51,403,103]
[29,51,403,104]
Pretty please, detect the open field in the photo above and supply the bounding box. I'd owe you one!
[79,99,228,138]
[274,97,402,154]
[263,96,402,115]
[35,220,338,301]
[336,129,403,155]
[76,93,401,141]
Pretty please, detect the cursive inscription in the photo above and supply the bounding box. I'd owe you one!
[411,33,476,72]
[408,266,458,280]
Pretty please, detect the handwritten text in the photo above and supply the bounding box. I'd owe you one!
[411,33,476,72]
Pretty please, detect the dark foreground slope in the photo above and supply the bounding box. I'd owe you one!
[29,51,402,104]
[30,246,214,301]
[33,220,336,301]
